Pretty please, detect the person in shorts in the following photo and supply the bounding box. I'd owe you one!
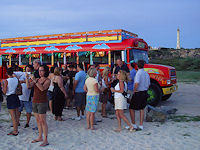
[14,65,34,128]
[2,68,20,136]
[73,63,86,121]
[129,60,150,130]
[26,65,50,147]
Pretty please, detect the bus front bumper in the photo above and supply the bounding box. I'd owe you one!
[162,84,178,95]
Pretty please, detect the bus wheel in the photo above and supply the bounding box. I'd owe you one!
[162,94,172,101]
[147,83,162,106]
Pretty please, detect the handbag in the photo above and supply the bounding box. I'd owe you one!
[16,80,22,95]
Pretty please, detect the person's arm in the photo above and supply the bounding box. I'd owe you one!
[134,83,139,93]
[57,76,68,98]
[25,73,35,89]
[73,73,79,91]
[2,80,8,95]
[111,81,124,93]
[84,84,88,93]
[35,79,50,92]
[94,83,99,93]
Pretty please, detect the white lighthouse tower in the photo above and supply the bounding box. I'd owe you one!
[176,28,180,49]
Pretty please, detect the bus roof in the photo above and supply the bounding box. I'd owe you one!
[0,29,148,55]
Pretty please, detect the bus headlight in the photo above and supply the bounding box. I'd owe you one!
[167,80,171,85]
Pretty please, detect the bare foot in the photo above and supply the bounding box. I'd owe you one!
[114,128,121,132]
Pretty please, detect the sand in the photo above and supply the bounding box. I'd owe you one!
[0,83,200,150]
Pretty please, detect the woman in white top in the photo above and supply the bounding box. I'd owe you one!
[2,68,20,136]
[84,68,99,130]
[100,67,112,117]
[111,70,134,132]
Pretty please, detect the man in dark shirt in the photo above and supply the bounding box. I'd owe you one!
[114,58,129,74]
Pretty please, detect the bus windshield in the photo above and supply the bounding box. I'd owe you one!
[129,49,149,64]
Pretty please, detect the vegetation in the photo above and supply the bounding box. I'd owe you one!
[149,57,200,71]
[169,115,200,122]
[176,71,200,83]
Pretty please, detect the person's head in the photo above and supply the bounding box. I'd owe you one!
[54,67,61,76]
[88,65,95,70]
[117,70,128,82]
[137,60,145,69]
[39,65,49,78]
[129,63,135,70]
[77,63,83,71]
[87,68,97,78]
[102,67,111,77]
[25,64,34,72]
[7,68,13,77]
[33,59,41,70]
[116,58,123,67]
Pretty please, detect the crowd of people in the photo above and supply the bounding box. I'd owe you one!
[0,58,150,147]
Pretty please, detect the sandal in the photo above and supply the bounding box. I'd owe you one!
[129,126,136,132]
[31,139,43,143]
[40,143,49,147]
[7,131,19,136]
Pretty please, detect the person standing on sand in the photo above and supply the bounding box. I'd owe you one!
[110,70,135,132]
[26,65,50,147]
[2,68,20,136]
[84,68,100,130]
[73,63,87,120]
[52,67,68,121]
[129,60,150,130]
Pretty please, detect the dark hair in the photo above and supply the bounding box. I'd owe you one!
[50,66,55,73]
[7,68,13,76]
[69,64,74,69]
[95,63,99,68]
[77,63,83,70]
[130,63,136,68]
[137,60,145,68]
[39,65,49,77]
[26,64,34,72]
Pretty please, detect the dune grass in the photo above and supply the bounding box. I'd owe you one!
[176,71,200,83]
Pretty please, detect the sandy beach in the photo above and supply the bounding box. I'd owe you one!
[0,83,200,150]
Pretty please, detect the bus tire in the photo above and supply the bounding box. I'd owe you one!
[147,83,162,106]
[162,94,172,101]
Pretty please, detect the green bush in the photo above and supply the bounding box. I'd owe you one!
[149,57,200,71]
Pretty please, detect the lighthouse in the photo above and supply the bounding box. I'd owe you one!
[176,28,180,49]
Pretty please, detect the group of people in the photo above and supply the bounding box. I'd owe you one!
[0,58,150,147]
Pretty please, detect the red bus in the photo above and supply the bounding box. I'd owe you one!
[0,29,177,106]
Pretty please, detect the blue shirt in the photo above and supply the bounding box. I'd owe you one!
[128,68,136,90]
[75,70,86,93]
[134,69,150,91]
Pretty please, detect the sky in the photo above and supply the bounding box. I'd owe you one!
[0,0,199,48]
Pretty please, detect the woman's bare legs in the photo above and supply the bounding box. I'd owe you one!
[8,109,18,134]
[32,113,43,142]
[39,114,48,146]
[90,112,95,130]
[115,110,121,132]
[118,110,132,128]
[86,112,90,129]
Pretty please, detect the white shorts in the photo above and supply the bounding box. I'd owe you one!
[114,97,127,110]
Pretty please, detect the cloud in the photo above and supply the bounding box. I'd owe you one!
[23,47,36,52]
[92,43,110,49]
[5,49,16,53]
[65,45,82,50]
[44,46,59,51]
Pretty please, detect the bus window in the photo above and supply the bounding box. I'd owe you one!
[79,55,90,63]
[129,49,148,64]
